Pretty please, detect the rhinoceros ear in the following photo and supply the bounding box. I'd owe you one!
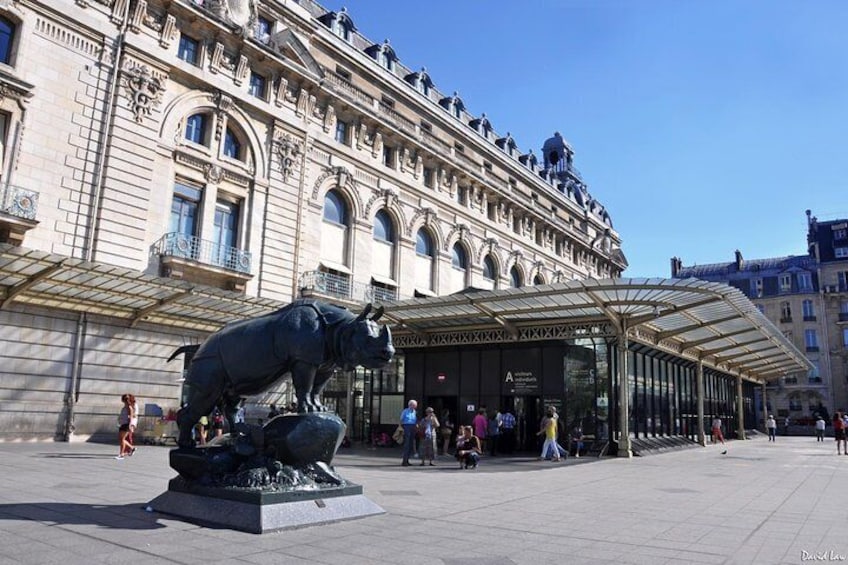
[355,303,373,322]
[371,306,385,322]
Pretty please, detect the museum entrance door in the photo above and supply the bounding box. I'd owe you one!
[503,395,541,454]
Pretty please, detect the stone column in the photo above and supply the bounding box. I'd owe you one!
[696,361,706,446]
[617,330,632,458]
[736,375,746,441]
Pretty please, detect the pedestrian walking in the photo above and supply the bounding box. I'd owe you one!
[472,408,488,452]
[400,399,418,466]
[537,407,562,462]
[487,411,501,456]
[116,394,135,460]
[766,414,777,442]
[711,417,727,454]
[833,412,846,455]
[815,416,826,442]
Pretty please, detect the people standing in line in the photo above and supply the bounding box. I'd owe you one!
[766,414,777,442]
[487,411,501,456]
[815,416,826,442]
[500,407,516,454]
[472,408,488,453]
[711,417,727,454]
[455,425,482,469]
[537,407,561,462]
[418,407,440,466]
[570,424,585,458]
[116,394,135,460]
[400,399,418,466]
[440,410,454,456]
[833,412,846,455]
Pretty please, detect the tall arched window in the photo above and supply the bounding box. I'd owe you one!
[415,228,435,293]
[321,189,349,269]
[373,210,394,242]
[482,254,497,290]
[510,266,522,288]
[372,209,396,287]
[449,242,469,293]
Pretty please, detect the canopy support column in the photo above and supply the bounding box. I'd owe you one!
[696,361,706,446]
[617,322,632,458]
[761,382,768,432]
[736,375,746,441]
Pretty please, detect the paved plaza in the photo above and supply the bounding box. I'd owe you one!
[0,435,845,565]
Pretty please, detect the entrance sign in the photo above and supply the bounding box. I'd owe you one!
[466,404,475,412]
[505,370,539,394]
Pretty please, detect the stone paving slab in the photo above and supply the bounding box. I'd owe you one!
[0,437,846,564]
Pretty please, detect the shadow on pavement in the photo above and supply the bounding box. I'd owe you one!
[38,453,121,459]
[0,502,166,530]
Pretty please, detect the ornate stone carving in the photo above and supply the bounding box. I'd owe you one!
[122,65,164,123]
[210,42,224,73]
[214,91,234,141]
[296,88,312,118]
[204,163,224,184]
[160,14,178,48]
[322,104,336,134]
[310,166,363,215]
[371,131,383,159]
[414,154,423,179]
[356,122,367,150]
[129,0,146,33]
[364,188,399,217]
[234,55,249,85]
[275,133,302,182]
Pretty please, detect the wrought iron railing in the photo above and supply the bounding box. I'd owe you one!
[1,184,38,220]
[154,232,252,274]
[299,270,397,303]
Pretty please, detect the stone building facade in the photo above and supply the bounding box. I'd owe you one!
[0,0,625,441]
[671,209,848,421]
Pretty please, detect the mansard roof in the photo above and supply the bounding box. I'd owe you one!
[677,255,815,279]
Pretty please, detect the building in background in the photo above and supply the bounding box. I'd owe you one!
[671,209,848,421]
[0,0,625,441]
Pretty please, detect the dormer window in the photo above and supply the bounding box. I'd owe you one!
[366,40,397,72]
[470,114,493,140]
[320,8,356,42]
[405,67,433,97]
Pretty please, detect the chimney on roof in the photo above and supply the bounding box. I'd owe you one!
[670,256,682,278]
[734,250,743,271]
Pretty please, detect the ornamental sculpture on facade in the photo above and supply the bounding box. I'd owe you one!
[122,64,164,123]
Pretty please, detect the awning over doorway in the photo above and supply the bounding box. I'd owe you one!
[0,244,282,332]
[380,278,812,383]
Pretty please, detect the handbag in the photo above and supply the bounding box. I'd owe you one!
[392,425,404,444]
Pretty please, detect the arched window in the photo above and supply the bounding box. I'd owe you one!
[415,228,435,293]
[323,189,347,225]
[416,229,433,257]
[373,209,394,242]
[451,243,467,269]
[0,17,14,65]
[185,113,208,145]
[483,255,496,280]
[533,274,545,285]
[510,266,522,288]
[223,128,241,159]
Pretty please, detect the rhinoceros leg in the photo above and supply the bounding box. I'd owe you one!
[291,360,319,413]
[176,360,227,447]
[311,368,334,412]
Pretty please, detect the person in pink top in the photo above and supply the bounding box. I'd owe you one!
[472,408,488,450]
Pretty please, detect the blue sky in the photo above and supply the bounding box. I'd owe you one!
[318,1,848,278]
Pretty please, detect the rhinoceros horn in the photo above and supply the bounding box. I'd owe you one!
[355,303,373,322]
[371,306,385,322]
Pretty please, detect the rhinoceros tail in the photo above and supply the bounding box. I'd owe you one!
[167,344,201,363]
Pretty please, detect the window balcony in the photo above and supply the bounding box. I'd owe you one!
[299,270,398,305]
[779,317,792,324]
[154,232,252,291]
[0,184,39,245]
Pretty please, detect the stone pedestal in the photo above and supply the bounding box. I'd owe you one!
[149,478,384,533]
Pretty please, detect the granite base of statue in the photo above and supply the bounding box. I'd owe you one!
[149,300,393,534]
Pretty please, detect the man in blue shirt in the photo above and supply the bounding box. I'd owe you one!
[400,399,418,466]
[500,407,517,454]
